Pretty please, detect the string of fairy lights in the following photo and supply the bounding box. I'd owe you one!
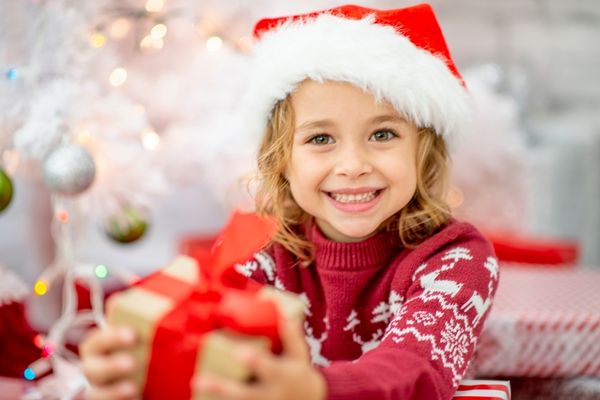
[0,0,256,392]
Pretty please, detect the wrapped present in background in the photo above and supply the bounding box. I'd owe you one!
[107,212,304,400]
[473,265,600,378]
[485,233,579,266]
[0,267,40,379]
[453,380,511,399]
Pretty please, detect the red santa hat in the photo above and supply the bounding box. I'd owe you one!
[244,3,471,145]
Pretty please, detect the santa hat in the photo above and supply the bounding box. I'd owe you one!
[243,3,471,145]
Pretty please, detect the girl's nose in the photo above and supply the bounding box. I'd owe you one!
[333,144,373,178]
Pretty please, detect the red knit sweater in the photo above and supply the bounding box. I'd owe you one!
[235,219,498,400]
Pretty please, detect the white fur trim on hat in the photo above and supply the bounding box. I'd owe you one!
[243,14,471,145]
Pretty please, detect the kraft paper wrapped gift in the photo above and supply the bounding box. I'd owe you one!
[106,212,304,400]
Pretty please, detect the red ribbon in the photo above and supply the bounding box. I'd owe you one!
[138,211,279,400]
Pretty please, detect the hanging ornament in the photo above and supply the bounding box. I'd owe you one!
[43,144,96,195]
[0,169,13,212]
[106,208,148,244]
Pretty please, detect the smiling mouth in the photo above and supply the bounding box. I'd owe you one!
[326,190,383,203]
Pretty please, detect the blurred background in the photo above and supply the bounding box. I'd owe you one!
[0,0,598,329]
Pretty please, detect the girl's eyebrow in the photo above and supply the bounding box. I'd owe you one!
[369,114,407,124]
[296,119,335,131]
[296,115,406,131]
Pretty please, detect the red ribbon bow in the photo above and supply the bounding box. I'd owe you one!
[184,210,282,347]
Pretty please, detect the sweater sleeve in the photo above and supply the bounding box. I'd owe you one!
[233,248,278,286]
[320,234,499,400]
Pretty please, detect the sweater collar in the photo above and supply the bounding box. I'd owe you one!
[306,222,398,271]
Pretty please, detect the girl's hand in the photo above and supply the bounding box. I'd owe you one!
[79,326,139,400]
[194,318,327,400]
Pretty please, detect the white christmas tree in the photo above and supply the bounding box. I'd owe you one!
[0,1,324,397]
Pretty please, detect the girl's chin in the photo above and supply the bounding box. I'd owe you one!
[324,224,380,243]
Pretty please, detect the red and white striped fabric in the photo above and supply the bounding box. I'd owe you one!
[474,265,600,377]
[453,380,511,399]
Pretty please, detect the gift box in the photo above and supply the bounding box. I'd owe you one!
[453,380,511,400]
[485,232,579,266]
[473,265,600,378]
[106,212,304,400]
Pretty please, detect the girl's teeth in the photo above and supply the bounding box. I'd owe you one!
[331,191,376,203]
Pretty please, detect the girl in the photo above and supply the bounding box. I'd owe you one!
[80,4,498,400]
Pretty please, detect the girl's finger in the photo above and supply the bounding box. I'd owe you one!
[81,352,136,386]
[237,346,280,381]
[80,326,136,357]
[280,317,308,360]
[194,373,263,400]
[85,379,139,400]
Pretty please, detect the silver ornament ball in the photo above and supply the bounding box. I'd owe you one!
[43,144,96,195]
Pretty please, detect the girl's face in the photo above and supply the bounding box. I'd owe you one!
[285,80,419,242]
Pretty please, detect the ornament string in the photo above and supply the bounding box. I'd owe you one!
[24,194,136,398]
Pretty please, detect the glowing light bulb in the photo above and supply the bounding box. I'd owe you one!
[34,280,48,296]
[33,334,45,349]
[206,36,223,51]
[41,342,55,358]
[109,18,131,39]
[24,359,51,380]
[145,0,164,12]
[95,264,109,279]
[24,368,36,381]
[140,35,164,53]
[151,23,167,39]
[78,130,91,144]
[141,130,160,150]
[56,209,69,224]
[109,67,127,86]
[6,68,18,80]
[90,32,106,48]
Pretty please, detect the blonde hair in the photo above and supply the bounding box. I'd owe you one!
[255,96,452,262]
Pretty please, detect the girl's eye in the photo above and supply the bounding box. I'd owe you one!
[308,134,334,145]
[370,129,397,142]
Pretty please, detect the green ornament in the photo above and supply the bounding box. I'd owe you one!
[0,169,13,213]
[106,208,148,244]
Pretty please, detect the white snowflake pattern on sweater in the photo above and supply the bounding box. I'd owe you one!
[383,248,499,386]
[343,290,405,354]
[371,290,404,324]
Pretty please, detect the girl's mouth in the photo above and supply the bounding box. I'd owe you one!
[324,189,384,213]
[327,189,382,203]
